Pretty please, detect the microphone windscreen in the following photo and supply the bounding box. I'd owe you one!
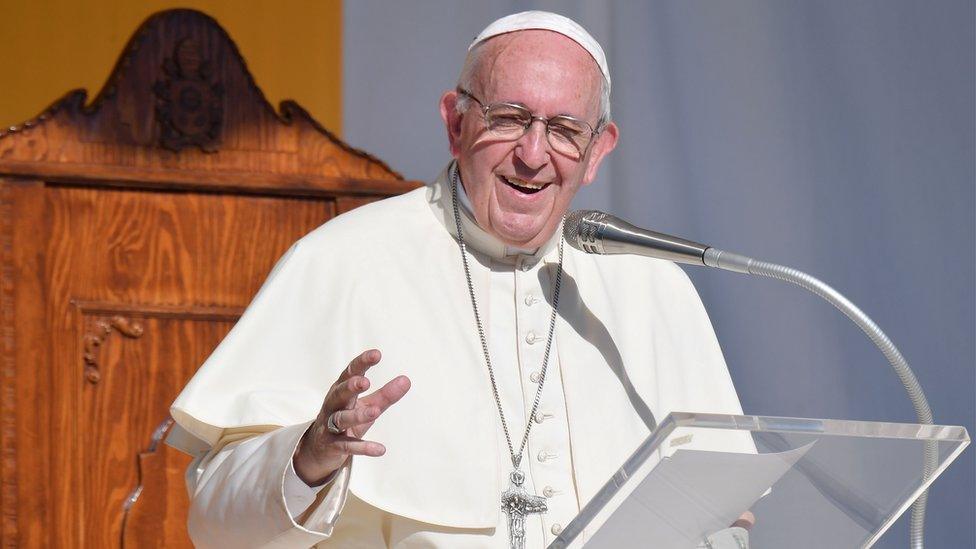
[563,209,606,251]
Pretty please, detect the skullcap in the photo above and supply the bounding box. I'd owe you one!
[470,11,610,93]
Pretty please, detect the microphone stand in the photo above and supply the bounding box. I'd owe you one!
[565,211,937,547]
[702,248,935,549]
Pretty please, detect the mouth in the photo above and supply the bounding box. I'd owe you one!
[501,176,552,195]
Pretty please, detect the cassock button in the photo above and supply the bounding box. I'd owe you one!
[529,371,541,383]
[525,331,538,344]
[524,294,537,306]
[533,410,553,423]
[551,523,563,535]
[543,486,557,498]
[520,260,534,272]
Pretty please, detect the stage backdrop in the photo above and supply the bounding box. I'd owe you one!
[342,2,975,548]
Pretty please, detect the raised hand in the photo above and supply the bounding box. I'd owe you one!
[292,349,411,485]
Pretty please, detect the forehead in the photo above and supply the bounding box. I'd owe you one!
[475,30,602,119]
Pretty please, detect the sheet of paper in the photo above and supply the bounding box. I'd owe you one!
[584,443,813,548]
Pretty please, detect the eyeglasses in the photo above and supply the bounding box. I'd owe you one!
[458,89,600,160]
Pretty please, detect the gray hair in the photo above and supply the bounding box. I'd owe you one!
[455,41,612,128]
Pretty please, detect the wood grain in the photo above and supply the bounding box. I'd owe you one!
[0,8,423,547]
[0,9,422,197]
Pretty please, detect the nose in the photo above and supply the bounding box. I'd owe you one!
[514,119,550,170]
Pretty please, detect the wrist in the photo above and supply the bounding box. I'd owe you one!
[293,424,343,486]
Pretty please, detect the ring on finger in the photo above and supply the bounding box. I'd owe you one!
[326,411,344,435]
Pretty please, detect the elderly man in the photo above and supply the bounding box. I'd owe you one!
[170,11,751,549]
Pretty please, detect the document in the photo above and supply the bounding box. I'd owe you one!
[582,443,812,548]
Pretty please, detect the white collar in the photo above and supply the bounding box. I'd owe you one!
[427,161,563,263]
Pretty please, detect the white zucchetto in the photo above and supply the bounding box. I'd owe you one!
[470,10,611,93]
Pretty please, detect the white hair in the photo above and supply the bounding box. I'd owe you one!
[455,40,612,128]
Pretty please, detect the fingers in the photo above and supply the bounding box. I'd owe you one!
[341,349,382,381]
[331,375,371,406]
[323,349,384,413]
[360,375,411,412]
[328,435,386,458]
[329,405,381,433]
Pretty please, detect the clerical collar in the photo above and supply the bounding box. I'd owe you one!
[428,162,562,262]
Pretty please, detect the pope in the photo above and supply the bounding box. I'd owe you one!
[170,11,753,548]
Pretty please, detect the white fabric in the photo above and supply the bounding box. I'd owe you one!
[169,163,751,546]
[185,422,351,548]
[470,10,611,93]
[284,453,326,518]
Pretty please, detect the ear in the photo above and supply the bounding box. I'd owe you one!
[582,121,619,185]
[439,90,464,158]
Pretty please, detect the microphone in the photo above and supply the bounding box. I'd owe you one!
[563,209,755,273]
[562,208,935,548]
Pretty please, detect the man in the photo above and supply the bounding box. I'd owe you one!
[169,11,751,548]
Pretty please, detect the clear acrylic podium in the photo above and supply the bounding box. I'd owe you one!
[549,412,969,549]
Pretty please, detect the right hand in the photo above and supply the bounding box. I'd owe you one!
[293,349,411,485]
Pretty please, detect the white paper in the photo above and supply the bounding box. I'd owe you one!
[583,443,813,548]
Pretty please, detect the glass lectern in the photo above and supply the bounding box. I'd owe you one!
[549,412,969,549]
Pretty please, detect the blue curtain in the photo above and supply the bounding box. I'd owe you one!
[343,2,975,547]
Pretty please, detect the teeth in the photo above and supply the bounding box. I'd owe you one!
[505,177,547,190]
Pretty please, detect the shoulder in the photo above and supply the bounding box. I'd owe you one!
[566,247,707,313]
[290,185,438,261]
[569,246,695,287]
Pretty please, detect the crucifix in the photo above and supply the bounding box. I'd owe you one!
[501,470,548,549]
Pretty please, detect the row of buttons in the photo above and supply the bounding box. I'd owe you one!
[517,257,565,541]
[519,269,563,540]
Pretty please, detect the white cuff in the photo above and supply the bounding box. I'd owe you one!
[283,458,328,518]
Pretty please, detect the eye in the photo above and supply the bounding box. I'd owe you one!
[491,114,529,130]
[548,121,585,143]
[485,105,531,131]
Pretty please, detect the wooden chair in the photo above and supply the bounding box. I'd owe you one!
[0,9,419,547]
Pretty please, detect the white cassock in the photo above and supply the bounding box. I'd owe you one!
[168,163,753,548]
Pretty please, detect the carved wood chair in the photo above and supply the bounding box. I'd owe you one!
[0,9,419,547]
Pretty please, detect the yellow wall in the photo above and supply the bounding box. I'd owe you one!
[0,0,343,133]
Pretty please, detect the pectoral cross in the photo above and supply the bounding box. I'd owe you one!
[501,470,548,549]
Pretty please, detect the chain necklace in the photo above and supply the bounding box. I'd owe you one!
[450,166,564,549]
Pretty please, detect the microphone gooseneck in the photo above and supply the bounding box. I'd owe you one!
[563,209,935,549]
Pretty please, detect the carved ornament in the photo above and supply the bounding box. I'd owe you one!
[154,38,224,153]
[82,315,145,384]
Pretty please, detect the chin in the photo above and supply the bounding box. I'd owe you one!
[499,228,549,249]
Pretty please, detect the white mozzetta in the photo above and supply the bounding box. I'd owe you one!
[170,164,751,547]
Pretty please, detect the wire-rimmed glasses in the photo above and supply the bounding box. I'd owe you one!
[458,88,600,160]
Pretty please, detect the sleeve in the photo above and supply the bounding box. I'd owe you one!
[185,422,352,548]
[283,458,328,518]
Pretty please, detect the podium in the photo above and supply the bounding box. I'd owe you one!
[550,412,969,549]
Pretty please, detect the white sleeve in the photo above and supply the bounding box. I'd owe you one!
[185,421,352,548]
[283,458,328,518]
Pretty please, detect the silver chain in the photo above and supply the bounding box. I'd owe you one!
[450,166,564,471]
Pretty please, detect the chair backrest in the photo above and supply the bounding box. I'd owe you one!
[0,9,419,547]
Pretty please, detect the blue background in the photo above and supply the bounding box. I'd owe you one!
[342,2,975,546]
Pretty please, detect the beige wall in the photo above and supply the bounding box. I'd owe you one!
[0,0,343,133]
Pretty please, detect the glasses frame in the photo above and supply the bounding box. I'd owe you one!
[457,88,602,159]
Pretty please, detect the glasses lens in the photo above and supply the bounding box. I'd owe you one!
[484,104,532,137]
[546,117,591,158]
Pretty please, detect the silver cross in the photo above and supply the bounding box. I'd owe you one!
[501,470,548,549]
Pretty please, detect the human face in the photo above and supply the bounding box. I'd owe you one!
[440,30,618,250]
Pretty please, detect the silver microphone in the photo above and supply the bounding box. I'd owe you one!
[563,208,935,549]
[563,210,710,266]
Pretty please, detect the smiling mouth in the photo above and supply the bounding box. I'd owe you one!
[501,176,551,195]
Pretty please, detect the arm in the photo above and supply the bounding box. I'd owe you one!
[186,422,349,548]
[186,349,411,548]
